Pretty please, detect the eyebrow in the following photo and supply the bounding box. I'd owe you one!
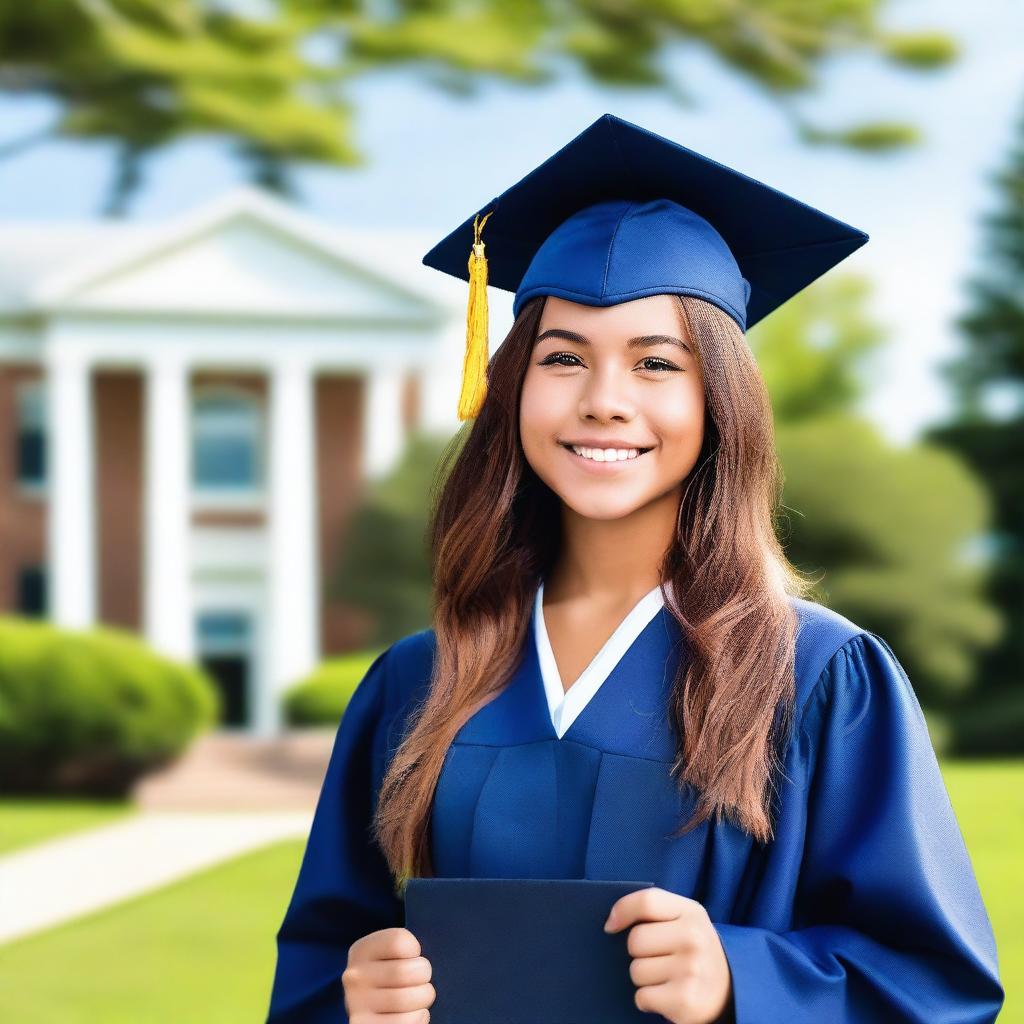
[535,328,693,356]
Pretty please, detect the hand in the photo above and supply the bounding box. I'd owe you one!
[343,927,436,1022]
[603,887,734,1024]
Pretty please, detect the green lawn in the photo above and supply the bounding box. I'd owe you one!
[0,759,1018,1023]
[942,759,1022,1020]
[0,838,305,1024]
[0,797,136,855]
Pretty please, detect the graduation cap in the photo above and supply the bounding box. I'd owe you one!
[421,112,869,420]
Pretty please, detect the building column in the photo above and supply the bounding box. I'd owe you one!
[420,312,469,435]
[363,367,405,480]
[47,343,96,628]
[267,356,320,734]
[143,353,193,662]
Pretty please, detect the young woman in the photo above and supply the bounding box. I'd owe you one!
[266,114,1004,1024]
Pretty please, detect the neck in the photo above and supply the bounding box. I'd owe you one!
[546,489,680,605]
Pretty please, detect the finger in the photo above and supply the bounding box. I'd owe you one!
[367,1009,431,1024]
[605,887,682,931]
[626,919,696,958]
[367,980,436,1015]
[628,951,678,988]
[351,926,422,962]
[634,978,687,1021]
[369,955,432,989]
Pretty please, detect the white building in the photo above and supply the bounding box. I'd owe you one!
[0,185,485,735]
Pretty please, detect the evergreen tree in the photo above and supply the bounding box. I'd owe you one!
[923,94,1024,744]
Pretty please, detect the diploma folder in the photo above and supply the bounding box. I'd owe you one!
[403,877,657,1024]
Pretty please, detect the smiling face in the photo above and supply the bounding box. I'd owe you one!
[519,293,706,522]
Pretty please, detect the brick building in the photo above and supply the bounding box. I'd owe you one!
[0,186,468,734]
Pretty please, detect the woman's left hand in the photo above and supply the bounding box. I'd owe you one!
[603,886,734,1024]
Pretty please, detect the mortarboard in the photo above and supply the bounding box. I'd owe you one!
[421,112,869,420]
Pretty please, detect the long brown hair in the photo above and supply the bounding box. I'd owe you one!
[373,293,815,888]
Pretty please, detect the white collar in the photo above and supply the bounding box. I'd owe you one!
[533,580,669,738]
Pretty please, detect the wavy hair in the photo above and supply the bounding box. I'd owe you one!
[373,293,815,888]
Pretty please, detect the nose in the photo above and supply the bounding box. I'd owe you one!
[577,365,638,423]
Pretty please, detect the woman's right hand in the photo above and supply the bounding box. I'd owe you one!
[343,927,436,1022]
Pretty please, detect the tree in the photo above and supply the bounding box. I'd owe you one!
[0,0,957,213]
[750,276,1002,723]
[922,93,1024,724]
[328,430,459,647]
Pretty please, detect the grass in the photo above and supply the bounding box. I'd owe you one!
[0,797,136,855]
[0,838,306,1024]
[0,759,1019,1022]
[942,758,1022,1019]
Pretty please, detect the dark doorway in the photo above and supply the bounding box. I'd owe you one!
[196,610,254,728]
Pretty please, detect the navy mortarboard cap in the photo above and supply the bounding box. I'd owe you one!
[421,112,869,420]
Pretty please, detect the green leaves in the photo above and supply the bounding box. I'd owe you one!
[751,275,1003,707]
[0,0,958,210]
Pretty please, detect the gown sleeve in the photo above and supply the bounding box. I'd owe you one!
[712,631,1005,1024]
[266,644,405,1023]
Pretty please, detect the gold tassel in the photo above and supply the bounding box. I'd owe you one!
[458,210,493,420]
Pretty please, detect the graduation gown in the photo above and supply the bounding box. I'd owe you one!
[266,587,1004,1023]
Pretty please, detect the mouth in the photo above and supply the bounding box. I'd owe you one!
[559,441,654,467]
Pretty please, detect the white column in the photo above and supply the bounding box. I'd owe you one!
[419,296,514,435]
[421,312,471,435]
[267,357,320,732]
[47,343,96,628]
[143,353,193,662]
[363,367,406,479]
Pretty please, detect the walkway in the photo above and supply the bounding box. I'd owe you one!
[0,728,337,944]
[0,809,313,945]
[134,728,336,811]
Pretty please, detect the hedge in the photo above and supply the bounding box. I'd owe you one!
[0,616,218,797]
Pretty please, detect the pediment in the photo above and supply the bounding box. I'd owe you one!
[37,203,439,320]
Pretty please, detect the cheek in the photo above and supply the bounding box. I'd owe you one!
[650,384,705,452]
[518,370,561,452]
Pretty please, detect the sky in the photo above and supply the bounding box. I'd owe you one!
[0,0,1021,445]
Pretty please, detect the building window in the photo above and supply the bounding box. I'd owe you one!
[16,565,47,616]
[191,388,265,502]
[16,380,47,491]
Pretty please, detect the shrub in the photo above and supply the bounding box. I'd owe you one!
[282,649,386,727]
[0,616,219,797]
[949,686,1024,756]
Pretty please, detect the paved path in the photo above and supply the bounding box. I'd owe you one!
[135,730,334,811]
[0,810,314,945]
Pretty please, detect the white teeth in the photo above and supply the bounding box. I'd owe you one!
[570,445,644,462]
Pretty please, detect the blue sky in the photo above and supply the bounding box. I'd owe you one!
[0,0,1021,444]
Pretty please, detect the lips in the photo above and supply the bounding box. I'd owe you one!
[560,442,653,453]
[559,442,653,467]
[559,442,653,454]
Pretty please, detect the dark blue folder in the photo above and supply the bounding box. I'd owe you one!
[403,877,658,1024]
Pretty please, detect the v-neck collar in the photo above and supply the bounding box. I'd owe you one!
[534,580,669,739]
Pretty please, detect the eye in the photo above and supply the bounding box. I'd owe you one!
[537,352,682,373]
[639,357,681,373]
[537,351,584,367]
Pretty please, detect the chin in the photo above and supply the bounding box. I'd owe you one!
[558,493,648,521]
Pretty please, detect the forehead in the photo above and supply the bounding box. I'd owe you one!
[537,294,689,342]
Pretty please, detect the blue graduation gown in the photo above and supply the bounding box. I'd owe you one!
[266,594,1004,1023]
